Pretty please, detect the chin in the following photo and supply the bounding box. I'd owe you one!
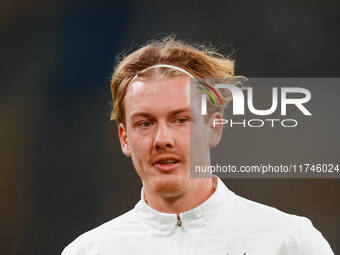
[152,175,188,198]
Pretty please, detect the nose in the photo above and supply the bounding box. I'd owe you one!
[153,121,174,151]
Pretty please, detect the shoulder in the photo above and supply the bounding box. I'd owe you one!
[229,194,334,254]
[231,194,307,226]
[61,208,139,255]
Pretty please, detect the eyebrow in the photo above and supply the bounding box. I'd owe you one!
[130,108,190,119]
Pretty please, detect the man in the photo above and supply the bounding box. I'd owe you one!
[62,36,334,254]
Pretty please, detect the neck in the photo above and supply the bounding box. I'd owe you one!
[143,177,217,214]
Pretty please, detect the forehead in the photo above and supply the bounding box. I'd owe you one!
[124,75,192,118]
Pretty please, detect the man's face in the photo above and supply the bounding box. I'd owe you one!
[119,75,212,197]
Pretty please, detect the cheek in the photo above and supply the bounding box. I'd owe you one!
[129,137,151,178]
[190,123,210,164]
[191,120,209,145]
[183,130,191,151]
[129,134,152,159]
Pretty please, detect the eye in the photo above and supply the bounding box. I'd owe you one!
[176,117,188,124]
[137,121,153,128]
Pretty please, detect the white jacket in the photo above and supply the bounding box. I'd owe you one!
[62,178,334,255]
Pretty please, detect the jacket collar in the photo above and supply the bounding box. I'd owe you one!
[134,177,235,231]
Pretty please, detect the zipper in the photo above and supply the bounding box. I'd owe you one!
[175,214,184,255]
[176,214,182,227]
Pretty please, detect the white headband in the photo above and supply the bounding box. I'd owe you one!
[128,64,197,87]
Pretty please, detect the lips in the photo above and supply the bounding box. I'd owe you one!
[152,156,181,172]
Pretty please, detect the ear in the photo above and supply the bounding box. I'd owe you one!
[207,112,224,148]
[118,123,131,157]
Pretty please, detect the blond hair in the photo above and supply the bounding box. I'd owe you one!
[110,35,238,124]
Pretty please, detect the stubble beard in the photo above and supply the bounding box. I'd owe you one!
[151,174,189,199]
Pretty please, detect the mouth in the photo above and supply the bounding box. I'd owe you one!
[153,158,181,172]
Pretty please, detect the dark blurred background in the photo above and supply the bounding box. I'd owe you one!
[1,0,339,254]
